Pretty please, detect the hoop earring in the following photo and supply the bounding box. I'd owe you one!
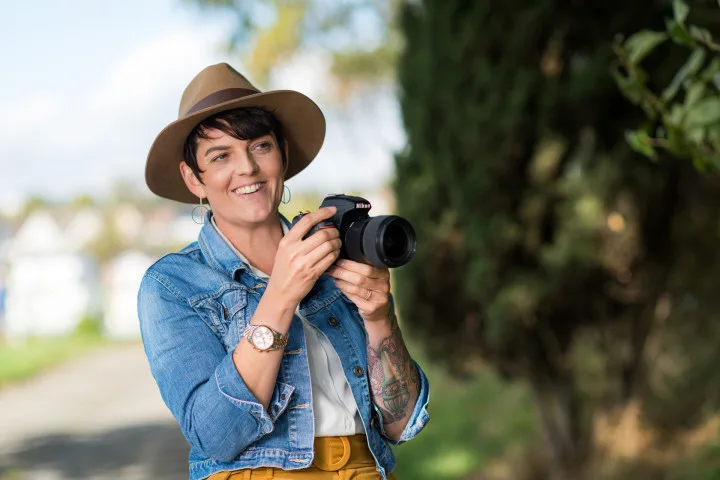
[282,185,291,204]
[192,197,210,224]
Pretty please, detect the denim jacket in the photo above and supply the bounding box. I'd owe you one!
[137,213,431,480]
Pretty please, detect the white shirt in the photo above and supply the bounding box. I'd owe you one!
[211,216,364,436]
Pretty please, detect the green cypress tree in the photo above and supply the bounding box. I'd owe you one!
[394,0,720,476]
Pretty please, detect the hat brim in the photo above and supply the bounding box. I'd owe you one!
[146,90,325,204]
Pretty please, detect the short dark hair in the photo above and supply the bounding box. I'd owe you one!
[183,107,288,184]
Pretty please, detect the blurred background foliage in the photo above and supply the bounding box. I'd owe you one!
[191,0,720,478]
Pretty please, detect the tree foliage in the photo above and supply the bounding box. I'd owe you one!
[613,0,720,171]
[393,0,720,476]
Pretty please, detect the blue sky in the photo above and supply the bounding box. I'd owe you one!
[0,0,403,211]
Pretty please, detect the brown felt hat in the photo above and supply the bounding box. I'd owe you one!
[145,63,326,203]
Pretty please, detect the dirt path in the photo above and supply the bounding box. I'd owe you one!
[0,343,189,479]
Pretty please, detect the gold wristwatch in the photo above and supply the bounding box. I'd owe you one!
[243,324,289,352]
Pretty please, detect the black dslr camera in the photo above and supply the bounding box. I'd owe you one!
[291,194,416,268]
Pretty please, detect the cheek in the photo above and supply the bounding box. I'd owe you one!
[204,169,233,191]
[264,157,285,185]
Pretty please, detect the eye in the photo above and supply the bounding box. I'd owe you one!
[253,141,273,152]
[209,152,228,163]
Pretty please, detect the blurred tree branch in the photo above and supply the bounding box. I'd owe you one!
[184,0,403,93]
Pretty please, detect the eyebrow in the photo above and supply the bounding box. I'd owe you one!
[204,145,230,157]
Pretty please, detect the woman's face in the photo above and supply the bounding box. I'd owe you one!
[180,127,286,229]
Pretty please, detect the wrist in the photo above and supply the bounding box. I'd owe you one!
[262,281,299,315]
[251,283,297,334]
[360,302,393,325]
[363,314,394,335]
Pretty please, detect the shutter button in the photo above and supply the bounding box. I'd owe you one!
[328,317,340,326]
[353,366,364,377]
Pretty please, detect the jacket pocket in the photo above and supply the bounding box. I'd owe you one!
[190,283,248,348]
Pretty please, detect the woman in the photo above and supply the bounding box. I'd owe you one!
[138,63,430,480]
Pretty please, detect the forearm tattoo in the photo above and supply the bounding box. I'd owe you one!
[367,311,420,425]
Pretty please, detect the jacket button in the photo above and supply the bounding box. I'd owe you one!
[354,366,365,377]
[328,317,340,326]
[281,393,287,400]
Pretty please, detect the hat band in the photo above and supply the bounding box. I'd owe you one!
[186,87,260,116]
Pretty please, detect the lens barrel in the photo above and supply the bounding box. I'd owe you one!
[344,215,416,268]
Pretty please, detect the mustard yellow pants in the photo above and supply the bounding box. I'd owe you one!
[207,435,397,479]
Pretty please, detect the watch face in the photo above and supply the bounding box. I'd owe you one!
[251,326,275,350]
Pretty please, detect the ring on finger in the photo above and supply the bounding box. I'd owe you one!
[364,289,372,300]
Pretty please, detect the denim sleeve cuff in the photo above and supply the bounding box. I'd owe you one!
[215,352,295,435]
[375,360,431,446]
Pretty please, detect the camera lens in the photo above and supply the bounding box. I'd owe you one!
[382,223,408,260]
[343,215,416,268]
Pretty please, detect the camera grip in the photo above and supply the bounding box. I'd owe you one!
[290,212,335,240]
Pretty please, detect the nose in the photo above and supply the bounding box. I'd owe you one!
[232,151,259,176]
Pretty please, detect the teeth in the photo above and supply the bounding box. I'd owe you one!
[234,183,263,195]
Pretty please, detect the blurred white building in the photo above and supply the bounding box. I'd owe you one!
[5,210,101,339]
[64,207,104,250]
[104,250,155,339]
[113,205,144,243]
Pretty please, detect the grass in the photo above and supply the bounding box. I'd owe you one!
[392,357,537,480]
[0,332,105,387]
[667,435,720,480]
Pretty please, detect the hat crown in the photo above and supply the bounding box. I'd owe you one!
[178,63,259,118]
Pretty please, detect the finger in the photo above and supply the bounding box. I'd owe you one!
[332,277,380,301]
[327,265,390,293]
[335,259,389,280]
[299,226,340,253]
[287,206,337,240]
[312,248,342,277]
[304,238,342,270]
[338,288,376,312]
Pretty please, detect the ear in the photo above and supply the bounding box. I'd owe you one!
[179,162,206,199]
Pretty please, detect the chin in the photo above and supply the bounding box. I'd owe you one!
[238,206,277,225]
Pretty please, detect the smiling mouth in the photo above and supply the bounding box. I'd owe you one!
[232,182,265,195]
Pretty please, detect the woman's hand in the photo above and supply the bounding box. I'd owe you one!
[267,207,341,307]
[327,259,391,323]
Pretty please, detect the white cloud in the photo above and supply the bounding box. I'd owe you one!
[269,48,337,104]
[86,30,222,117]
[0,25,232,200]
[0,93,64,144]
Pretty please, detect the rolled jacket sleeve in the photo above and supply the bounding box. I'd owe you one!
[373,360,431,446]
[138,273,293,463]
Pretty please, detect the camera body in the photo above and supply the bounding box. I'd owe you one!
[291,194,416,269]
